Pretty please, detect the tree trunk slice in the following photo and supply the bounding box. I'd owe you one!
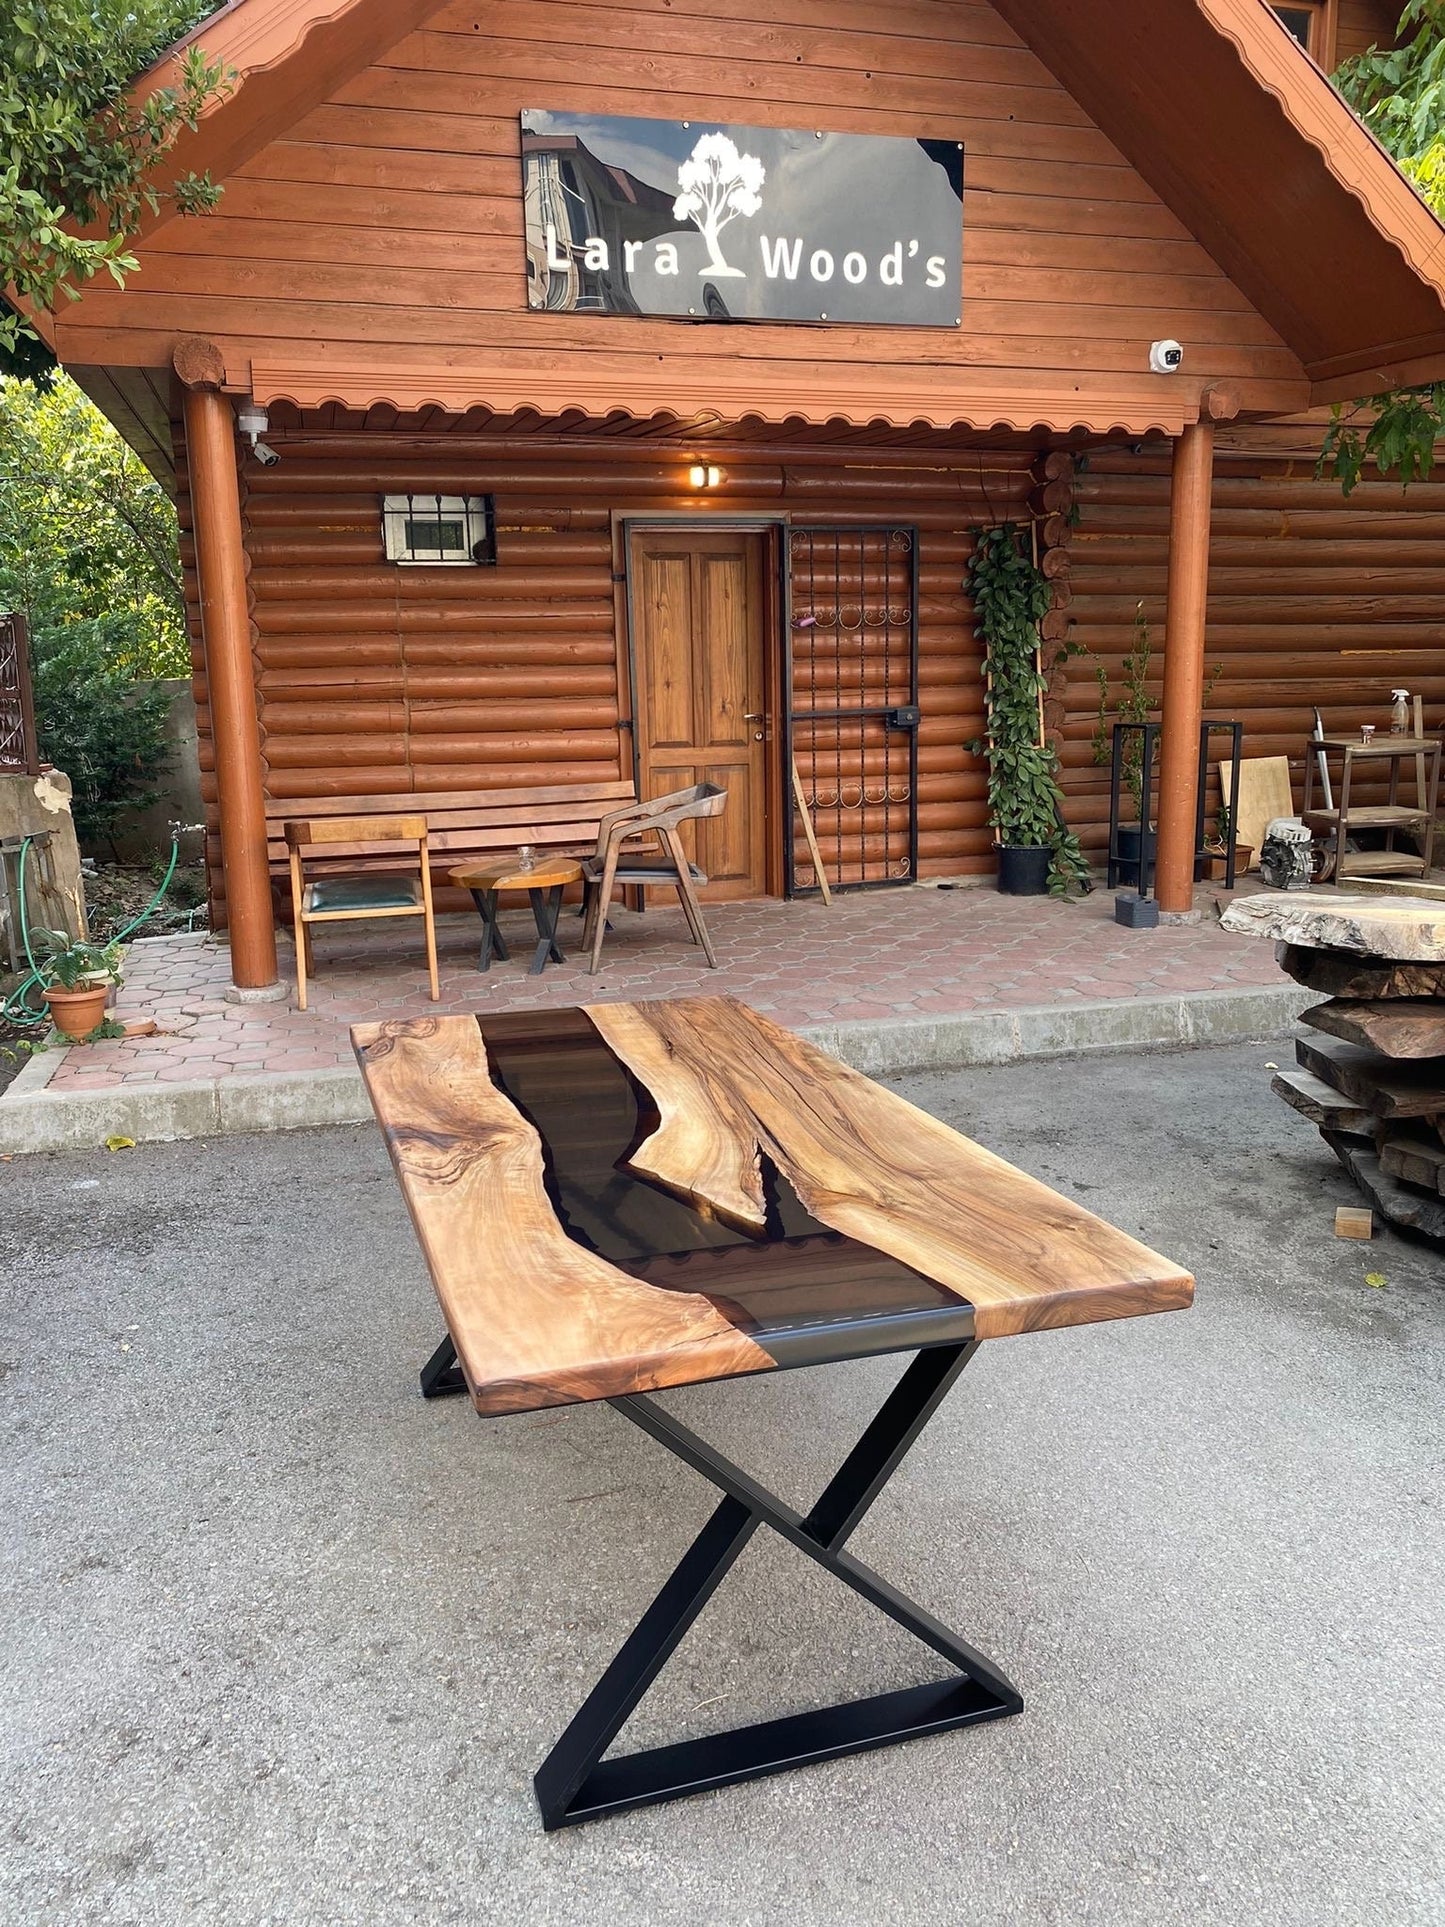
[586,996,1193,1341]
[1295,1032,1445,1118]
[1276,945,1445,1001]
[1270,1069,1373,1133]
[171,335,227,390]
[352,1015,772,1414]
[1299,999,1445,1060]
[1221,892,1445,961]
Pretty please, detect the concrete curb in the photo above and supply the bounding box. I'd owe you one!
[6,1040,65,1097]
[0,982,1312,1155]
[807,982,1316,1078]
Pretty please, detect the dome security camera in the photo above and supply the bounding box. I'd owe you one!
[1149,339,1184,374]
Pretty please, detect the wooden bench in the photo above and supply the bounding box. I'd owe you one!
[262,779,637,901]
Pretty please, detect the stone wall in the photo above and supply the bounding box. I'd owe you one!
[98,680,206,863]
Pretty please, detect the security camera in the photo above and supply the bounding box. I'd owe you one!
[236,398,280,462]
[1149,339,1184,374]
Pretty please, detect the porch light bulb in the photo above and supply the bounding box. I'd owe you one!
[688,463,708,488]
[706,465,723,488]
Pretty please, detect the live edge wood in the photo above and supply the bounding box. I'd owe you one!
[1300,999,1445,1061]
[585,997,1193,1342]
[1322,1131,1445,1241]
[352,1014,773,1414]
[1295,1032,1445,1119]
[355,999,1192,1415]
[1276,946,1445,1003]
[1270,1069,1373,1134]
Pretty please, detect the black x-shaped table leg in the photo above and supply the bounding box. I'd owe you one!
[466,889,510,972]
[524,1340,1024,1829]
[524,885,567,974]
[467,886,567,974]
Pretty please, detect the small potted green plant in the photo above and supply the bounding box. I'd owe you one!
[31,929,124,1041]
[965,524,1088,896]
[1091,605,1223,890]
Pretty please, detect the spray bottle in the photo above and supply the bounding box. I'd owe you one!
[1391,688,1410,734]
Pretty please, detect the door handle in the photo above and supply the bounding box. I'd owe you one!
[744,713,764,722]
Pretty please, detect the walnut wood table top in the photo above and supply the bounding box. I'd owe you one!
[352,997,1193,1416]
[448,857,583,892]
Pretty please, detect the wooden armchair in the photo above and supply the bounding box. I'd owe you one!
[285,814,440,1011]
[581,783,728,974]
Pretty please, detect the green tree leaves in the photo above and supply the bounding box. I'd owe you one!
[964,525,1089,896]
[1337,0,1445,210]
[1,370,187,840]
[0,0,229,365]
[0,372,185,674]
[29,616,176,843]
[1320,3,1445,493]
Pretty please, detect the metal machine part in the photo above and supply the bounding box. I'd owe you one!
[1259,816,1315,890]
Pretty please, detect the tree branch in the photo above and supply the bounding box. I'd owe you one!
[104,469,184,604]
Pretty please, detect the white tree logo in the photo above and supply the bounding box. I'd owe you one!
[672,132,765,278]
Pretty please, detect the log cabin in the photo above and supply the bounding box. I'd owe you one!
[15,0,1445,991]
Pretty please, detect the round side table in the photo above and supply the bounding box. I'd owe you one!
[449,858,583,975]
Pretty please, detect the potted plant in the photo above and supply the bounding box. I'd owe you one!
[1202,802,1252,880]
[965,524,1088,897]
[31,929,124,1041]
[1091,601,1157,889]
[1092,605,1221,889]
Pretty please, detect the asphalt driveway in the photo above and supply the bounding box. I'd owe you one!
[3,1039,1443,1926]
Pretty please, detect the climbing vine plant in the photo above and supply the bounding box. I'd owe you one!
[965,524,1089,897]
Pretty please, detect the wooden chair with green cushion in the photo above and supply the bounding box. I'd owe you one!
[285,814,440,1011]
[581,782,728,974]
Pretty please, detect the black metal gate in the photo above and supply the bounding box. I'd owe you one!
[785,526,919,894]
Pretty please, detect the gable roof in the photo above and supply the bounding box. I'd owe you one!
[990,0,1445,398]
[129,0,443,217]
[31,0,1445,440]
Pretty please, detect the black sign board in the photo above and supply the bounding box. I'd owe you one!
[521,112,963,327]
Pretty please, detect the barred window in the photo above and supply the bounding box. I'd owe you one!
[381,493,495,566]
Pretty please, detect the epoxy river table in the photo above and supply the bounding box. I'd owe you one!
[353,996,1193,1830]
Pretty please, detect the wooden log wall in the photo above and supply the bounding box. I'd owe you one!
[1335,0,1400,64]
[65,0,1309,429]
[1061,431,1445,853]
[181,422,1034,915]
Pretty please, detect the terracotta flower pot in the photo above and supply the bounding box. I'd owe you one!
[43,982,112,1042]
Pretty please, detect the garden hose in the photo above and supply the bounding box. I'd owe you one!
[1,825,195,1029]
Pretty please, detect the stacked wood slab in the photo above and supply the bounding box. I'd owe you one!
[1221,894,1445,1242]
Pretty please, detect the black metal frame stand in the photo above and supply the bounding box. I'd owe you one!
[1197,720,1243,890]
[467,885,568,974]
[1106,718,1245,895]
[420,1333,466,1398]
[519,1340,1023,1829]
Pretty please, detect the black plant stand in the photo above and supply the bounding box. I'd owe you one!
[1107,719,1243,896]
[1107,722,1161,893]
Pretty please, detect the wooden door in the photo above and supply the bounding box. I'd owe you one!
[629,529,772,899]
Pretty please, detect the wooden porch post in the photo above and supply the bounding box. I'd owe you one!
[176,341,279,992]
[1153,416,1216,916]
